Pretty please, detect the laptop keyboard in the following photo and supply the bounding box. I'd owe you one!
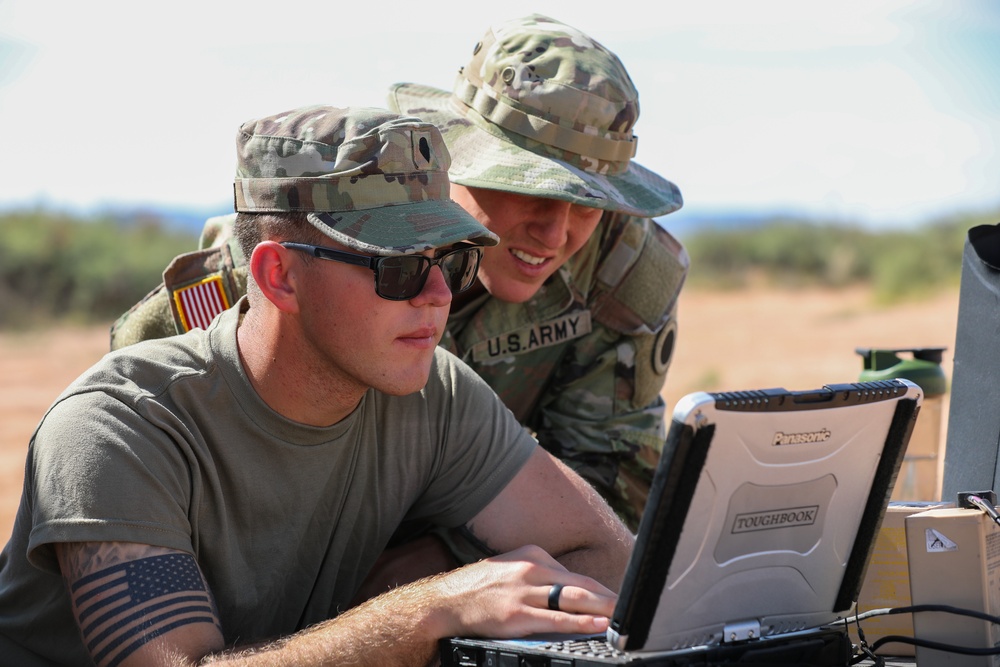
[537,637,628,659]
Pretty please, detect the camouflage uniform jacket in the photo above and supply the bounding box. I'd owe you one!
[110,212,688,530]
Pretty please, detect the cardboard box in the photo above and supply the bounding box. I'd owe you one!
[849,501,952,656]
[905,507,1000,667]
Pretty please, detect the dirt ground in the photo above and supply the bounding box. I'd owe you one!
[0,286,961,541]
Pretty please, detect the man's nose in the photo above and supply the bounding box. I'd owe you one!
[527,201,573,248]
[411,265,452,306]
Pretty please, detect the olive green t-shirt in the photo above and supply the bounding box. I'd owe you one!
[0,301,536,665]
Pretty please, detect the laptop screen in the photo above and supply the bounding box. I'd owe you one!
[608,379,922,653]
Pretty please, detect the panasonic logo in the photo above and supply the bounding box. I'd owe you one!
[732,506,820,533]
[772,429,831,446]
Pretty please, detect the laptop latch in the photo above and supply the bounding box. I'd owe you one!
[722,619,761,643]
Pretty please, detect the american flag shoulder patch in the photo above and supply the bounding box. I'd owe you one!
[70,553,218,667]
[173,275,231,332]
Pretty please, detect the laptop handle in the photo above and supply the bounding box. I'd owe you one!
[711,380,915,412]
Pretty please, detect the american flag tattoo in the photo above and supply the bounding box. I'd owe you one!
[70,553,218,667]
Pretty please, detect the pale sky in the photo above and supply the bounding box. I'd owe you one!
[1,0,998,230]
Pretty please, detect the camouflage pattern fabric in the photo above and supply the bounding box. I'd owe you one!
[387,14,683,219]
[381,14,689,529]
[109,211,688,532]
[234,105,497,254]
[440,212,686,530]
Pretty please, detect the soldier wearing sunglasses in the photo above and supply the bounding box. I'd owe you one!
[109,17,687,545]
[0,106,634,667]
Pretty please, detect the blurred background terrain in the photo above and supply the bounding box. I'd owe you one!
[0,207,986,538]
[3,0,997,542]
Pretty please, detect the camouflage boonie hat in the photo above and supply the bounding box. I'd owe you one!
[388,14,683,219]
[235,105,498,255]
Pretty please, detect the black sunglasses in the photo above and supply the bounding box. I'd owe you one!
[280,242,483,301]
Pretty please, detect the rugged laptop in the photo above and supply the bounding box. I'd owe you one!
[441,379,922,666]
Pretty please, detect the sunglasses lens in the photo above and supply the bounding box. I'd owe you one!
[374,248,482,300]
[376,256,429,300]
[441,248,481,293]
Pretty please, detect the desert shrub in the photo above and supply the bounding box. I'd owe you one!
[1,206,995,329]
[0,211,197,328]
[682,212,993,302]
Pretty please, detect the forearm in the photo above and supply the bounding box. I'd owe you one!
[549,491,635,592]
[555,548,626,594]
[201,584,447,667]
[467,447,636,595]
[202,546,620,667]
[58,542,616,667]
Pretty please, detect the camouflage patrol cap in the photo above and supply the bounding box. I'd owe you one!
[234,105,498,255]
[388,14,683,219]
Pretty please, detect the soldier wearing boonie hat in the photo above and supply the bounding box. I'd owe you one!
[388,14,682,218]
[0,104,634,665]
[108,15,686,534]
[386,13,689,530]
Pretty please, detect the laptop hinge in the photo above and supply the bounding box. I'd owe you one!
[722,619,761,643]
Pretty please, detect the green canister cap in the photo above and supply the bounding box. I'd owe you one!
[856,347,948,397]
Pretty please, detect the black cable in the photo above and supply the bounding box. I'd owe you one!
[844,494,1000,661]
[965,494,1000,528]
[870,634,1000,656]
[847,602,883,666]
[841,603,1000,658]
[835,603,1000,626]
[884,603,1000,626]
[849,629,883,666]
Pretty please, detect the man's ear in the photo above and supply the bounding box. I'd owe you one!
[249,241,300,313]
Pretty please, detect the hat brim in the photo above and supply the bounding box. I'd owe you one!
[307,199,498,256]
[389,83,684,219]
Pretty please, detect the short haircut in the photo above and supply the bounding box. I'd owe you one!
[233,212,327,261]
[234,212,330,300]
